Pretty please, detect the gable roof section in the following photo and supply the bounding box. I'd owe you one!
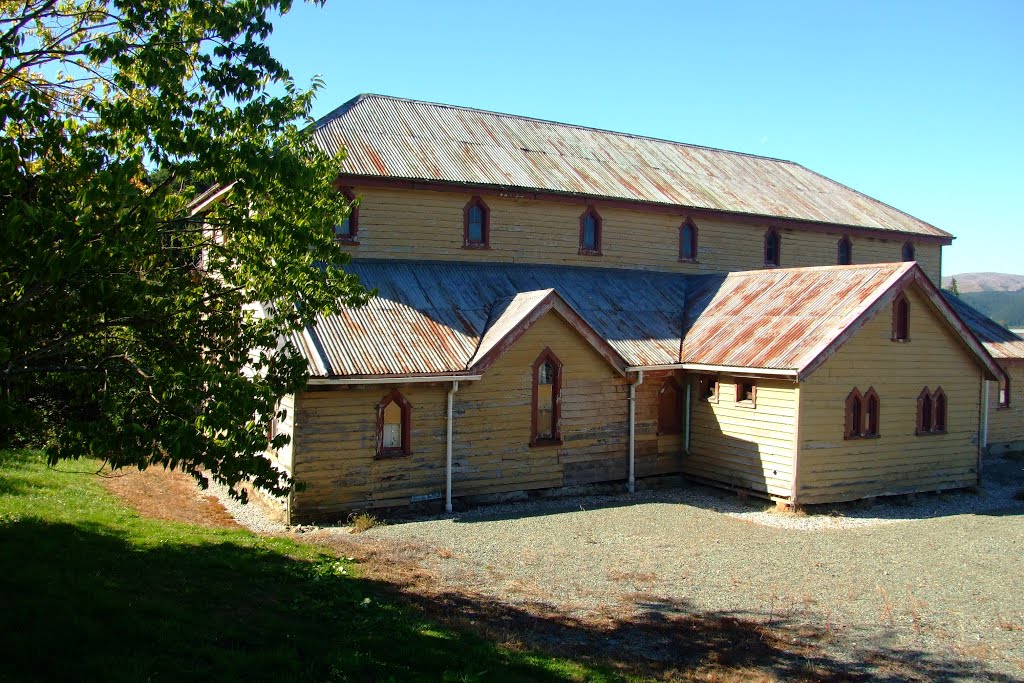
[682,263,1002,381]
[467,290,627,375]
[941,292,1024,361]
[314,94,950,240]
[292,261,687,378]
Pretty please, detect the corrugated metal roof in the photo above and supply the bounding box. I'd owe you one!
[681,263,912,371]
[293,260,688,377]
[313,94,950,239]
[941,292,1024,360]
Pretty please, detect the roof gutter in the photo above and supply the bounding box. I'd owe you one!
[625,363,799,378]
[308,375,482,386]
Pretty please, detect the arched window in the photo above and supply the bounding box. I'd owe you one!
[764,229,781,267]
[901,242,915,262]
[679,219,698,262]
[377,390,412,457]
[845,388,863,439]
[579,207,602,254]
[531,348,563,445]
[933,388,947,433]
[334,188,359,241]
[837,236,852,265]
[463,196,490,248]
[917,387,933,434]
[892,292,910,342]
[657,378,683,434]
[864,388,880,437]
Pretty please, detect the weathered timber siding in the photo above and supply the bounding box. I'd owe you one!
[797,286,983,504]
[683,376,798,499]
[343,186,943,283]
[633,371,686,478]
[290,383,449,522]
[987,363,1024,448]
[268,393,295,474]
[453,311,629,494]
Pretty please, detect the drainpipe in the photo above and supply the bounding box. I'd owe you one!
[684,382,691,454]
[628,370,644,494]
[446,381,460,513]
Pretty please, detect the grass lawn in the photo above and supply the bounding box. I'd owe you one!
[0,450,628,682]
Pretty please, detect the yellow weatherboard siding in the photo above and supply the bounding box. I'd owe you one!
[683,377,798,499]
[987,364,1024,447]
[343,186,942,283]
[797,286,983,504]
[288,309,636,522]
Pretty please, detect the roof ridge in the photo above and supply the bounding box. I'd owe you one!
[331,93,804,167]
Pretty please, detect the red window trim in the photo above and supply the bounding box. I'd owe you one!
[657,377,684,435]
[578,206,603,256]
[997,377,1011,409]
[844,387,881,439]
[530,347,563,446]
[678,218,698,262]
[902,241,915,262]
[892,292,910,342]
[933,386,947,433]
[376,389,412,458]
[837,236,853,265]
[335,187,360,244]
[844,388,863,439]
[915,386,949,436]
[462,195,491,249]
[698,374,719,403]
[764,228,781,267]
[734,380,757,408]
[864,387,880,437]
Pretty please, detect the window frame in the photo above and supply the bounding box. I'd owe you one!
[678,218,698,263]
[998,377,1011,409]
[334,188,360,243]
[864,387,880,437]
[530,347,563,446]
[697,374,719,403]
[578,206,603,255]
[933,387,947,433]
[837,236,853,265]
[376,389,412,458]
[901,242,915,262]
[734,379,757,408]
[764,229,781,267]
[462,196,491,249]
[844,387,881,439]
[657,377,684,435]
[892,292,910,342]
[844,388,863,439]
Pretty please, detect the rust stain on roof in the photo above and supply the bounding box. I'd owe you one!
[313,95,949,239]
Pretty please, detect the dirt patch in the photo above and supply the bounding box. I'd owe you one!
[101,466,240,529]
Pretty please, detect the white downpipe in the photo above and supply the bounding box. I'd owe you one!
[684,382,691,454]
[628,370,644,494]
[445,381,460,513]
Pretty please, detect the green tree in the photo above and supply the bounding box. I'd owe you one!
[0,0,371,498]
[949,278,960,298]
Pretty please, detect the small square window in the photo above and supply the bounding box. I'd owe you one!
[735,380,756,407]
[698,374,719,403]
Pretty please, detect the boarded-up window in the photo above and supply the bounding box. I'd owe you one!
[531,348,562,445]
[679,220,698,261]
[579,207,602,254]
[658,378,683,434]
[377,390,412,457]
[463,196,489,248]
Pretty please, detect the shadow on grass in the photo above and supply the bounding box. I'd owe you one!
[0,519,593,682]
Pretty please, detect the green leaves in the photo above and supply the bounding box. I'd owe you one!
[1,0,369,497]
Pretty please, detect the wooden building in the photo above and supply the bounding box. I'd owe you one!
[256,95,1016,522]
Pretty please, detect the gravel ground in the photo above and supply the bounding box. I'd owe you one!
[213,453,1024,679]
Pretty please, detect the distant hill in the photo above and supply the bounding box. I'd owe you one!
[941,272,1024,293]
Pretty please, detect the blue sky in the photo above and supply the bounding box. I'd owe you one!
[268,0,1022,276]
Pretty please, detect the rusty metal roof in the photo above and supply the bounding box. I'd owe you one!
[313,94,950,239]
[941,292,1024,360]
[293,260,688,377]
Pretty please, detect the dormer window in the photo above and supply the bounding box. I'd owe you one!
[679,219,698,262]
[764,229,781,267]
[579,207,602,255]
[837,236,852,265]
[334,188,359,242]
[463,196,490,248]
[892,292,910,342]
[901,242,915,262]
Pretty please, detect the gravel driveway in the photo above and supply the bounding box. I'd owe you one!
[217,452,1024,680]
